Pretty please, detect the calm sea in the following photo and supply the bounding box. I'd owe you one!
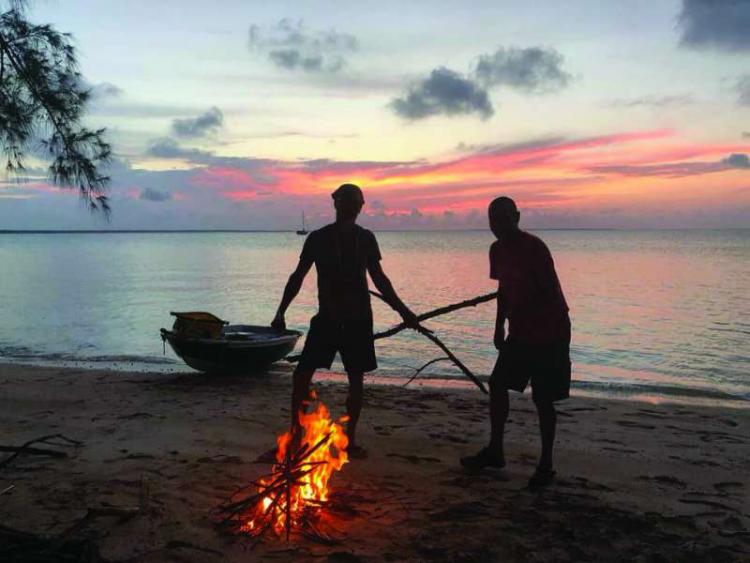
[0,230,747,406]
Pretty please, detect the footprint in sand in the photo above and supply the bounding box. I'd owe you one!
[429,501,490,522]
[713,481,744,494]
[697,432,745,445]
[616,420,656,430]
[626,410,666,420]
[594,438,625,446]
[196,454,243,464]
[637,475,687,488]
[428,433,469,444]
[678,497,739,513]
[117,412,155,420]
[568,476,615,492]
[386,453,442,464]
[602,446,639,454]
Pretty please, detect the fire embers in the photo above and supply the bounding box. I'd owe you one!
[216,391,349,543]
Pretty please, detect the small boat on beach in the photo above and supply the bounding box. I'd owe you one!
[160,312,301,374]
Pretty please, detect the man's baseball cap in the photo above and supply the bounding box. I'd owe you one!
[331,183,364,203]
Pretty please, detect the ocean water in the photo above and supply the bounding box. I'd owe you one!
[0,229,748,406]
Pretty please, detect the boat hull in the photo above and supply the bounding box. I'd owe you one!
[160,325,301,374]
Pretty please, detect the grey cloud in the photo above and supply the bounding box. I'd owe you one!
[723,153,750,168]
[89,82,124,99]
[269,49,324,71]
[473,46,571,93]
[743,131,750,139]
[146,138,213,160]
[139,187,172,202]
[734,75,750,106]
[249,19,357,73]
[391,67,493,121]
[589,153,750,177]
[171,106,223,138]
[608,94,695,108]
[678,0,750,51]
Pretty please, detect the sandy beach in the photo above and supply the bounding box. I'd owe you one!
[1,362,748,562]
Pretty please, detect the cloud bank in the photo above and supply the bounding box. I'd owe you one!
[171,107,224,138]
[734,75,750,106]
[390,68,493,120]
[678,0,750,51]
[391,45,571,121]
[139,187,172,202]
[474,46,571,93]
[249,19,358,73]
[6,129,749,229]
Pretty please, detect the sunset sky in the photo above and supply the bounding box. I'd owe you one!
[1,0,749,229]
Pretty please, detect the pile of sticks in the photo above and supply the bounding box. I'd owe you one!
[215,433,341,544]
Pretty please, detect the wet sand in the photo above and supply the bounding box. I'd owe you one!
[1,362,748,561]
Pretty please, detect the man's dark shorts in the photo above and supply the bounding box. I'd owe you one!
[298,314,377,374]
[491,336,571,402]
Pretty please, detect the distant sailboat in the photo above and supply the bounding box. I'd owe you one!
[296,212,308,235]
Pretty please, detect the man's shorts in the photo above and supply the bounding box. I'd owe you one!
[491,337,571,402]
[297,314,377,374]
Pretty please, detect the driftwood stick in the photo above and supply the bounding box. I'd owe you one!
[0,434,82,470]
[0,445,67,458]
[403,357,451,387]
[369,291,488,394]
[374,291,497,340]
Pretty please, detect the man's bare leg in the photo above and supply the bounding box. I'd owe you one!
[533,396,556,471]
[460,379,506,470]
[488,382,509,462]
[291,367,315,430]
[345,371,364,448]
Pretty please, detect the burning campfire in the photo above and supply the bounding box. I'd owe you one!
[216,390,349,543]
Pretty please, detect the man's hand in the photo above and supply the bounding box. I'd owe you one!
[271,313,286,331]
[494,328,506,351]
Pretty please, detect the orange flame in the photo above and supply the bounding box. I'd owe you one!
[242,390,349,536]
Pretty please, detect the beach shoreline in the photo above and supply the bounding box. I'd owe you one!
[1,362,748,561]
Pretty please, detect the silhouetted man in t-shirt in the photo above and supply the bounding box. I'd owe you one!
[461,196,571,489]
[272,184,417,458]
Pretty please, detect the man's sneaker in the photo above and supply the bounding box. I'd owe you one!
[460,447,505,471]
[527,467,556,490]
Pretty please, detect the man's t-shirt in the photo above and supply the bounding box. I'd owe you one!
[300,223,382,321]
[490,230,569,343]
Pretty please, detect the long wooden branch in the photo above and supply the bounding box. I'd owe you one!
[374,291,497,340]
[286,290,497,368]
[369,291,488,394]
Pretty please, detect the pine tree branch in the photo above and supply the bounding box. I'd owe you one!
[0,12,111,214]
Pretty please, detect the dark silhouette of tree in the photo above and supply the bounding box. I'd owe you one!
[0,0,111,214]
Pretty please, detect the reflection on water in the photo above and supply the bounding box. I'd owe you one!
[0,229,747,405]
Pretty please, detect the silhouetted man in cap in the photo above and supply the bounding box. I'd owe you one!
[272,183,417,458]
[461,196,571,489]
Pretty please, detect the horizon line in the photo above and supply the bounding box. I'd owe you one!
[1,227,748,234]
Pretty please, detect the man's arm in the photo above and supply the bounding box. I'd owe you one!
[494,284,507,350]
[271,258,314,330]
[367,261,418,327]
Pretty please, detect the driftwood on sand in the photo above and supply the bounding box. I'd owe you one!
[0,434,83,470]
